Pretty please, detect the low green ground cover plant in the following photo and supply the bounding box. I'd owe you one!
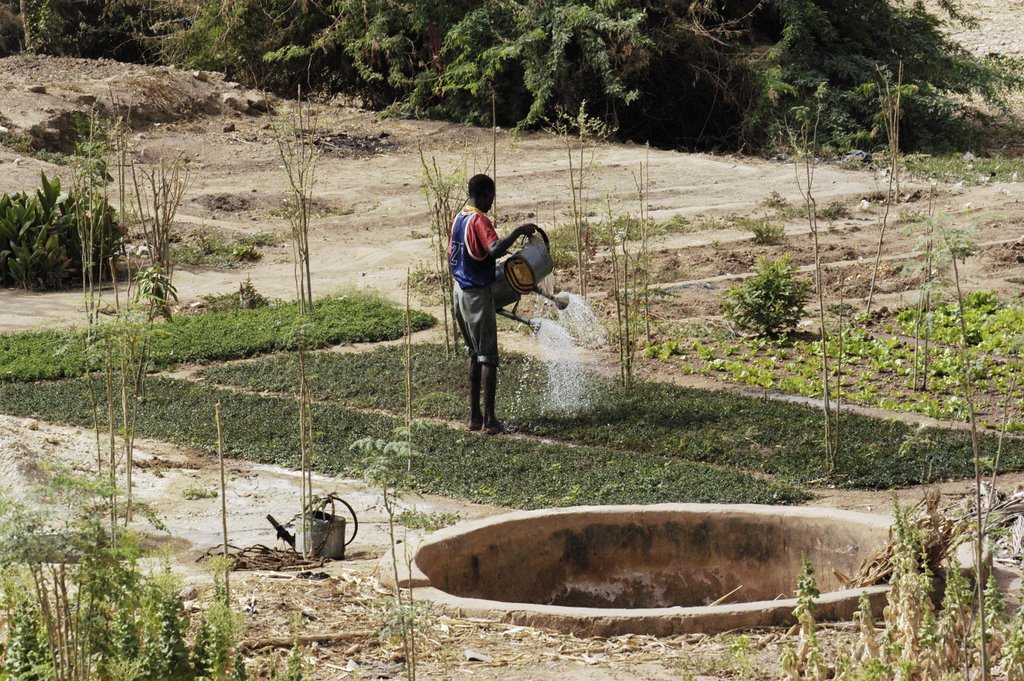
[198,344,1024,489]
[0,295,435,382]
[891,290,1024,355]
[905,153,1024,186]
[173,229,280,269]
[0,376,805,507]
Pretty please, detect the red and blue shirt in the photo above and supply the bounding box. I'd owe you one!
[448,207,498,288]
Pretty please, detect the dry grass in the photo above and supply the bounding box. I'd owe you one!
[228,569,835,680]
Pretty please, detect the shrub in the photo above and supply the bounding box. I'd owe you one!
[820,200,846,221]
[736,215,785,245]
[0,173,122,290]
[722,255,811,338]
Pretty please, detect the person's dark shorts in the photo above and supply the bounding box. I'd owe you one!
[453,284,499,366]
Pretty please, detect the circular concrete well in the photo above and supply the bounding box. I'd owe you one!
[406,504,892,636]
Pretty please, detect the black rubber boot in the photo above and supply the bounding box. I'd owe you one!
[468,357,483,431]
[481,363,503,435]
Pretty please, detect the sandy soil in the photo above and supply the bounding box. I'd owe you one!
[2,0,1024,677]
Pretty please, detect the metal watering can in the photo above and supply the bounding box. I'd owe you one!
[266,494,359,560]
[491,226,569,326]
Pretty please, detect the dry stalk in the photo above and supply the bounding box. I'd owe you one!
[492,86,498,225]
[945,229,991,681]
[117,324,147,525]
[912,187,939,392]
[216,401,231,603]
[129,151,193,282]
[834,274,844,456]
[418,150,463,356]
[555,105,613,299]
[922,209,935,390]
[104,339,118,541]
[632,155,652,343]
[404,269,414,470]
[865,63,903,316]
[275,88,321,315]
[791,102,836,472]
[297,343,315,560]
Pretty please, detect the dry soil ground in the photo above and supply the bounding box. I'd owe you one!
[2,1,1024,678]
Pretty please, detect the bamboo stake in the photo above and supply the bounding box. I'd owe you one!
[948,238,989,681]
[216,401,231,603]
[492,86,498,226]
[105,340,118,538]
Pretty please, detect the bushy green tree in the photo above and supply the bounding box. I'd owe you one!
[5,0,173,60]
[723,255,811,339]
[59,0,1023,151]
[163,0,338,93]
[746,0,1024,151]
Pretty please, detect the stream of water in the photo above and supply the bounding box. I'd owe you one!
[514,292,607,416]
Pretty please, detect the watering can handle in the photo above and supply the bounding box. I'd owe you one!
[535,226,549,247]
[335,496,359,547]
[517,223,549,248]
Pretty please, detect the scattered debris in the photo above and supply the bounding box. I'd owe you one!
[314,131,396,158]
[843,150,872,164]
[201,544,328,572]
[849,489,965,587]
[464,649,494,663]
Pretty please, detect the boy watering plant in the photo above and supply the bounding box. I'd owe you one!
[448,174,536,435]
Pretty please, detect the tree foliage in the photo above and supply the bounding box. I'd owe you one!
[4,0,1021,152]
[0,0,177,61]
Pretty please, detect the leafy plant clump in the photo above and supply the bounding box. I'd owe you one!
[182,485,218,500]
[395,509,460,532]
[736,215,786,245]
[172,229,279,269]
[198,280,272,313]
[0,172,122,290]
[723,255,811,338]
[657,291,1024,430]
[0,473,247,680]
[0,376,807,508]
[0,294,435,382]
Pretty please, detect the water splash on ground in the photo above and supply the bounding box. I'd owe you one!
[533,318,591,412]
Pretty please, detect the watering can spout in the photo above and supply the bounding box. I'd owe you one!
[266,513,295,548]
[533,288,570,310]
[550,291,571,310]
